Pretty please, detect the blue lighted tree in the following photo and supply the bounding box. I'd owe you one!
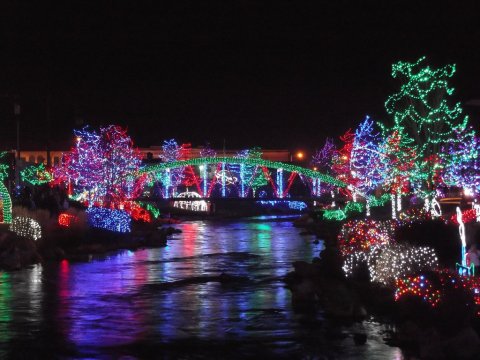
[312,138,336,195]
[443,127,480,194]
[350,116,385,195]
[160,139,185,193]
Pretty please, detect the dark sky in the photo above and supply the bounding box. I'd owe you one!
[1,1,479,151]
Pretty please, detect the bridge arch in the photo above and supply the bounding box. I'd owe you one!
[141,157,347,200]
[142,157,346,187]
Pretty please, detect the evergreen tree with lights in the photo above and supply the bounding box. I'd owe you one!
[384,56,469,204]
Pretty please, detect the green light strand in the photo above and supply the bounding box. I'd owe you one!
[323,209,347,221]
[20,164,53,186]
[141,157,346,187]
[139,202,161,219]
[344,201,364,215]
[383,56,469,195]
[0,181,12,223]
[368,193,391,207]
[0,152,12,223]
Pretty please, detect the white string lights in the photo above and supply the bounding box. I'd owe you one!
[10,217,42,241]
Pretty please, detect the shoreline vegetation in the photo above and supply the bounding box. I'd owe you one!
[0,206,182,271]
[289,211,480,359]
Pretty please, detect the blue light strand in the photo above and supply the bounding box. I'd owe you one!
[221,162,226,197]
[277,168,283,198]
[257,200,307,211]
[86,207,131,233]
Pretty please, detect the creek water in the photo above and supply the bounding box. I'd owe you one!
[0,216,404,359]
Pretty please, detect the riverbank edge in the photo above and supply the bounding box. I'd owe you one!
[288,214,480,359]
[0,222,182,270]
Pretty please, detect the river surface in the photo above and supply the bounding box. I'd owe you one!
[0,216,404,359]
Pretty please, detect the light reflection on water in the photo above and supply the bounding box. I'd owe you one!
[0,217,404,358]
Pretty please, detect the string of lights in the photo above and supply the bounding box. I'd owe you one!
[10,217,42,240]
[86,207,131,233]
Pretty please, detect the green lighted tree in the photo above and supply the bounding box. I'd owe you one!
[383,56,469,200]
[250,168,269,197]
[21,163,53,186]
[0,152,8,181]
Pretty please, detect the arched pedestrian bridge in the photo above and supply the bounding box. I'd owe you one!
[141,157,346,201]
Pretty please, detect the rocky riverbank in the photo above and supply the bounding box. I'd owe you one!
[0,221,181,270]
[288,214,480,359]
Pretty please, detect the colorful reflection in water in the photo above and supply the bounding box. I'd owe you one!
[0,217,403,358]
[0,272,12,352]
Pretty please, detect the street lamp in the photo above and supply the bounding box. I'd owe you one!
[14,102,21,161]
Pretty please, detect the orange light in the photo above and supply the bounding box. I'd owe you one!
[313,166,318,171]
[296,151,304,160]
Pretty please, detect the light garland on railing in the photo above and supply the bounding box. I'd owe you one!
[10,217,42,240]
[257,200,307,211]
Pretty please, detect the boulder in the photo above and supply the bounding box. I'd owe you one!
[39,246,66,261]
[418,328,445,360]
[321,282,355,318]
[444,326,480,359]
[0,230,40,270]
[396,320,422,347]
[353,333,367,345]
[145,231,167,247]
[290,278,317,310]
[292,260,320,278]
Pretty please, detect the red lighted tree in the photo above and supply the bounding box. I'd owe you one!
[54,125,145,207]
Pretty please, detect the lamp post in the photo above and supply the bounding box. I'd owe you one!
[14,102,21,160]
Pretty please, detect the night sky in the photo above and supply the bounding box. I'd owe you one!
[1,1,479,151]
